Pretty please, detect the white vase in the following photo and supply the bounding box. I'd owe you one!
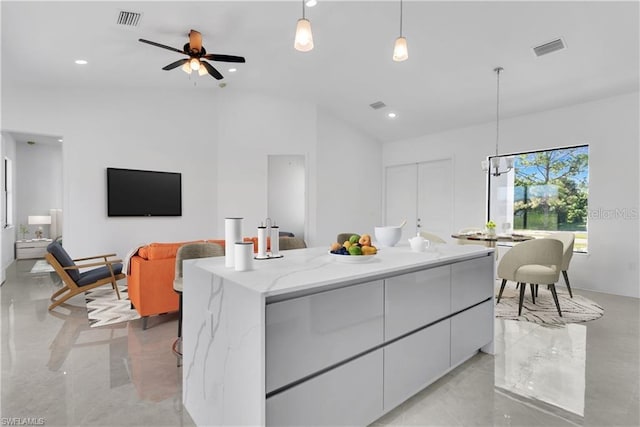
[486,228,496,237]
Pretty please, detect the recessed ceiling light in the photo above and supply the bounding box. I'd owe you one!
[58,139,63,142]
[306,0,318,7]
[228,68,237,73]
[75,59,88,65]
[387,112,397,119]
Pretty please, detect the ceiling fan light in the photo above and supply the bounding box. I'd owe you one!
[393,36,408,62]
[182,62,192,74]
[190,58,200,71]
[294,18,314,52]
[198,65,208,76]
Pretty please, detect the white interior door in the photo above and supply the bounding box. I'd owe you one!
[417,159,453,241]
[384,164,417,242]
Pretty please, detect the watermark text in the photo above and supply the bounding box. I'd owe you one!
[0,418,46,426]
[588,207,638,220]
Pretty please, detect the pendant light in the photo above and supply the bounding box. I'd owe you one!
[393,0,408,62]
[294,0,314,52]
[482,67,514,176]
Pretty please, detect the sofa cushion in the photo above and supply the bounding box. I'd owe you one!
[138,241,204,260]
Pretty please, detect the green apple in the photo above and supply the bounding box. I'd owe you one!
[348,245,363,256]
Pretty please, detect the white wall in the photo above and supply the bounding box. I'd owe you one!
[2,87,382,258]
[16,141,62,239]
[0,133,17,272]
[215,91,316,242]
[316,108,383,244]
[383,92,639,298]
[2,86,219,260]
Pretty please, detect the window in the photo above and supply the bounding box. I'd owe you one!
[488,145,589,252]
[4,157,13,228]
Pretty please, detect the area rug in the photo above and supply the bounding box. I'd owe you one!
[84,284,140,327]
[495,285,603,325]
[30,259,54,274]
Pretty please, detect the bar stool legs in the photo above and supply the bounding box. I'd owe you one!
[172,290,183,367]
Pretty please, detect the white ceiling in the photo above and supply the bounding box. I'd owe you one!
[2,1,638,143]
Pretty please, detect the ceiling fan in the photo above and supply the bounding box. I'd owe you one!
[139,29,245,80]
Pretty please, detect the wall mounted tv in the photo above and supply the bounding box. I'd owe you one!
[107,167,182,217]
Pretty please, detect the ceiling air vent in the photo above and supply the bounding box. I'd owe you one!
[117,10,142,27]
[533,38,566,57]
[369,101,387,110]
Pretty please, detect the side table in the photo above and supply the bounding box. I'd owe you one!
[16,239,53,259]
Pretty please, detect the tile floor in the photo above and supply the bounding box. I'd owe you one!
[1,259,638,426]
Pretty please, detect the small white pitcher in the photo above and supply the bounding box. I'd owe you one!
[408,234,431,252]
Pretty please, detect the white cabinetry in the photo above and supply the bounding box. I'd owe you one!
[265,253,494,425]
[451,255,495,312]
[266,350,383,427]
[266,280,384,393]
[383,319,450,412]
[451,300,493,367]
[384,265,450,340]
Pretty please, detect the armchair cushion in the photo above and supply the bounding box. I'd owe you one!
[47,241,80,282]
[77,264,123,286]
[515,264,557,284]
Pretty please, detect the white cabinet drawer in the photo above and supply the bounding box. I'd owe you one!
[266,349,383,427]
[266,280,384,393]
[451,255,494,313]
[384,265,451,340]
[450,299,493,366]
[383,319,450,412]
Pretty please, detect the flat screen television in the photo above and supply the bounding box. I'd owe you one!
[107,167,182,217]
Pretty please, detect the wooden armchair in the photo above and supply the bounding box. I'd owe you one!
[46,241,125,310]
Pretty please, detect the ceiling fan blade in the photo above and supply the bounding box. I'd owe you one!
[201,61,224,80]
[139,38,186,55]
[162,58,189,70]
[202,54,246,63]
[189,30,203,53]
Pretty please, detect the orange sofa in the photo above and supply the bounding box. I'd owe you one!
[127,238,260,329]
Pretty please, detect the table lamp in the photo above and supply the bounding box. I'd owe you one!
[28,215,51,239]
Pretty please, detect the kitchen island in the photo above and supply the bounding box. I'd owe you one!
[182,244,495,426]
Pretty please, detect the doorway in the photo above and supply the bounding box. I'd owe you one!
[267,155,305,240]
[0,131,63,282]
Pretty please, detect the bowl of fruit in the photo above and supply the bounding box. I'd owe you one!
[329,234,377,263]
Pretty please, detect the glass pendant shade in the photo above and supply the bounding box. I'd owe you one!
[198,65,208,76]
[505,157,515,169]
[182,62,192,74]
[393,36,408,62]
[294,18,314,52]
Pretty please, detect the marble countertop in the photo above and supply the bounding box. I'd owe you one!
[185,243,493,300]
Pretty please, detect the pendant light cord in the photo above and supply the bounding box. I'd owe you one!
[496,68,499,157]
[302,0,306,19]
[399,0,404,37]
